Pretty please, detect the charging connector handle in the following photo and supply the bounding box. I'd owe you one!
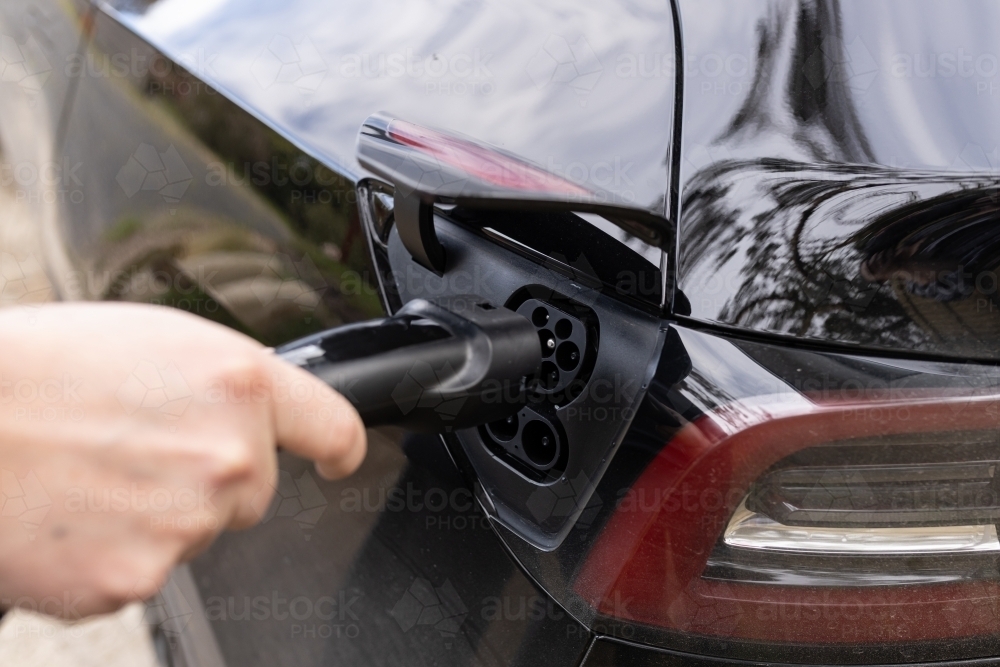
[276,296,542,433]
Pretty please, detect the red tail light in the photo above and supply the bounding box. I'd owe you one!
[574,392,1000,645]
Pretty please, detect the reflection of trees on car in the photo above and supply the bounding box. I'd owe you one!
[678,0,1000,357]
[682,160,998,353]
[78,38,384,346]
[856,185,1000,352]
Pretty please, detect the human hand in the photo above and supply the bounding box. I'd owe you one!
[0,303,366,618]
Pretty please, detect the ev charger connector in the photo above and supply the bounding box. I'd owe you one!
[277,296,543,433]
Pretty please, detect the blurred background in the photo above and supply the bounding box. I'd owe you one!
[0,139,158,667]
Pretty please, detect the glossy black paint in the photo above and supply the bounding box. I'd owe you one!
[100,0,678,217]
[66,11,383,339]
[191,436,589,667]
[676,0,1000,359]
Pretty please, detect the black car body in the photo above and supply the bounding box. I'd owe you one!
[1,0,999,665]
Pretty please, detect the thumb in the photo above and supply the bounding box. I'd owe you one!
[264,353,368,479]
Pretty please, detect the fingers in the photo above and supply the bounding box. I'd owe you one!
[263,353,368,480]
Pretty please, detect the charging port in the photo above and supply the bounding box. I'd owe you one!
[515,298,591,403]
[483,406,566,481]
[478,288,598,483]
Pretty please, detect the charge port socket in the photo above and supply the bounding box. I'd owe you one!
[478,290,597,483]
[515,298,590,403]
[482,406,566,482]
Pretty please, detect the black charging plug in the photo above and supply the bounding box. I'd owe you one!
[276,296,543,433]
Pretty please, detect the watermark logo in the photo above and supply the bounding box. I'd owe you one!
[481,594,567,623]
[173,48,220,82]
[0,470,52,538]
[526,471,601,527]
[951,142,1000,174]
[116,144,193,205]
[251,35,327,92]
[250,253,327,312]
[391,361,467,423]
[526,257,602,309]
[337,482,488,531]
[123,577,193,643]
[678,583,740,634]
[251,469,328,540]
[336,48,494,97]
[799,468,875,513]
[65,48,219,86]
[801,271,878,314]
[2,157,85,205]
[0,34,51,93]
[115,360,193,427]
[890,48,999,84]
[338,49,493,80]
[390,148,470,200]
[203,590,361,640]
[683,141,736,173]
[805,36,878,93]
[390,578,467,646]
[0,252,51,305]
[526,35,603,105]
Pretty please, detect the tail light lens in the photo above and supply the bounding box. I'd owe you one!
[574,392,1000,646]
